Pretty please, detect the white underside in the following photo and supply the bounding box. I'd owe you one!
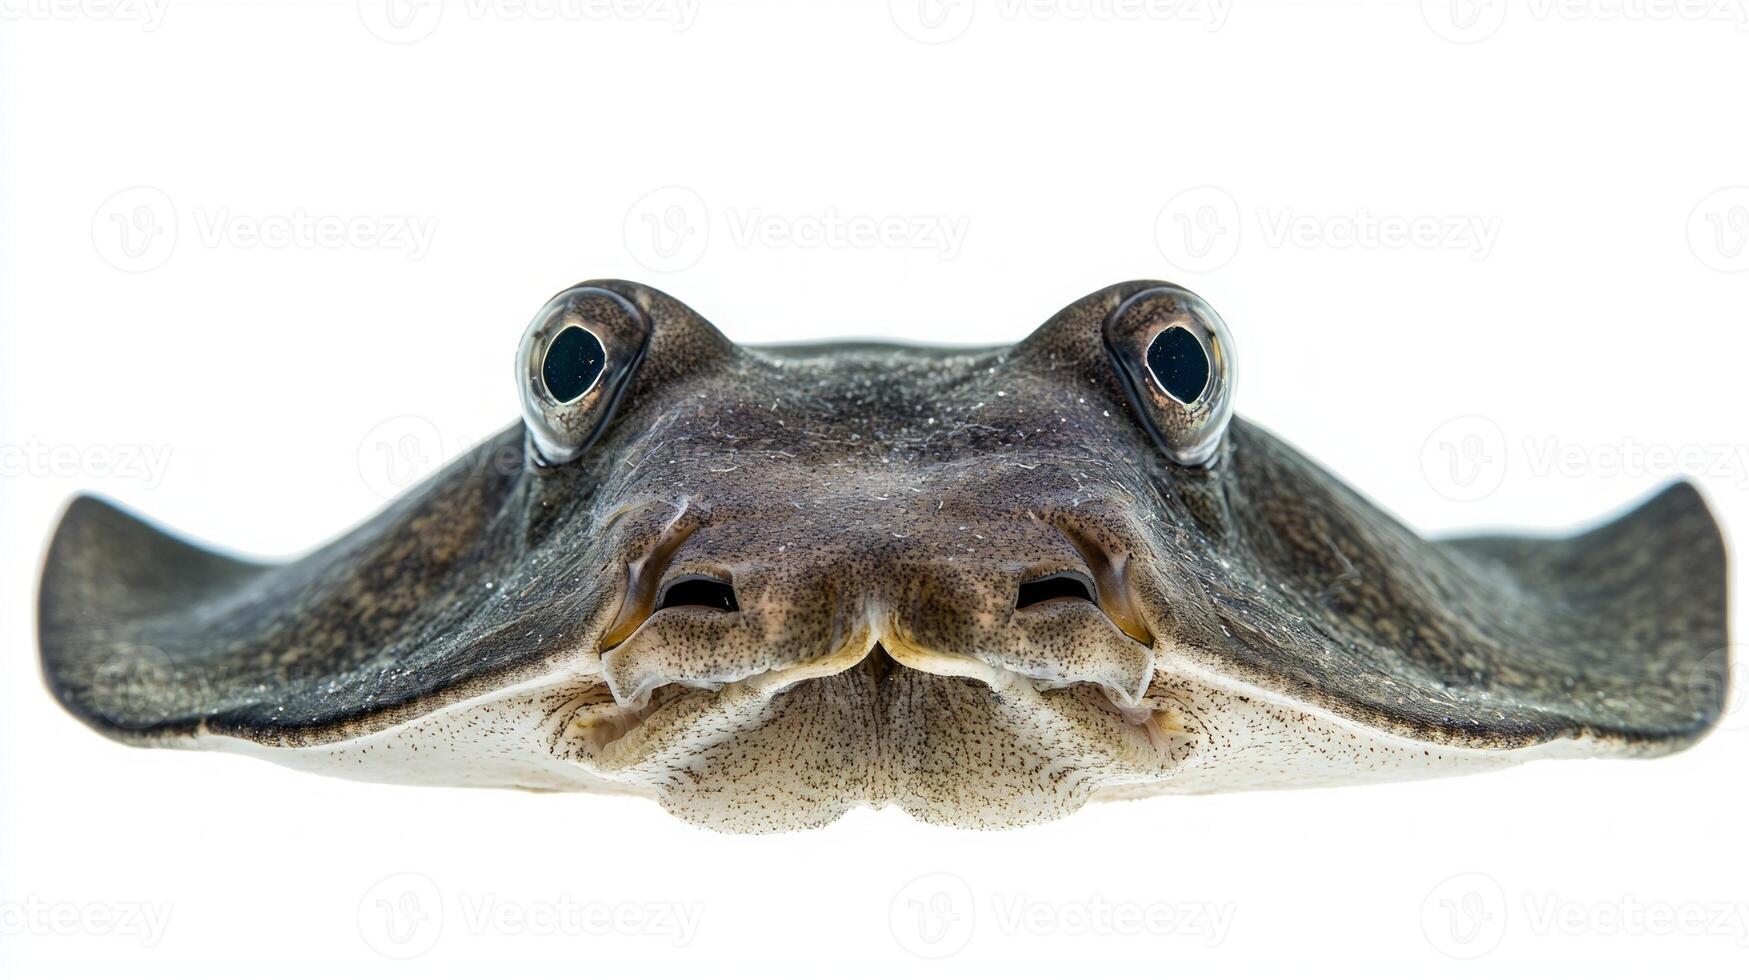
[190,644,1598,813]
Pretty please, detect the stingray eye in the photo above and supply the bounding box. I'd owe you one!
[1146,326,1210,405]
[1104,284,1235,467]
[541,326,606,404]
[517,284,651,465]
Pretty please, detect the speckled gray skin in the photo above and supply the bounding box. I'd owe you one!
[38,280,1730,832]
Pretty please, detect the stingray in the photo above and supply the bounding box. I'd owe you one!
[38,280,1730,832]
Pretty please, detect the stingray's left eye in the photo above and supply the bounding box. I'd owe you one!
[541,326,606,404]
[1104,284,1236,467]
[517,284,651,465]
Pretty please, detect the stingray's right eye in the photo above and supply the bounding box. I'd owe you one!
[1104,284,1236,467]
[517,284,651,465]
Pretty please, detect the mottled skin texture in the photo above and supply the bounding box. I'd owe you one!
[38,280,1730,832]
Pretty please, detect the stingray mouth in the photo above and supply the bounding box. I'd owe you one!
[563,639,1192,767]
[564,681,699,757]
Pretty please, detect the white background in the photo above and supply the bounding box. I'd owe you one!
[3,0,1747,975]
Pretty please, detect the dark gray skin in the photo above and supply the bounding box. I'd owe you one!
[38,280,1730,832]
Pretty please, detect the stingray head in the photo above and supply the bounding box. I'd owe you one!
[39,280,1729,832]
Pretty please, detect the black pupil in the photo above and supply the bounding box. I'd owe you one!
[1016,574,1095,608]
[542,326,606,404]
[657,578,739,612]
[1145,326,1210,405]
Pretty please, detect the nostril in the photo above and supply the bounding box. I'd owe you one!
[656,575,739,612]
[1016,572,1096,609]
